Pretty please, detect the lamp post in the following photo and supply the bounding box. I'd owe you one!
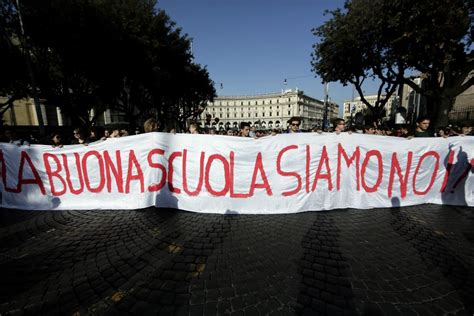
[322,82,329,131]
[350,104,356,129]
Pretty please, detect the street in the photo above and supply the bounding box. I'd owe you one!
[0,205,473,315]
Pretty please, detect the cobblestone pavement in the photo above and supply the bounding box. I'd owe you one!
[0,205,473,315]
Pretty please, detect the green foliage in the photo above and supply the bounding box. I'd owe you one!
[312,0,473,126]
[0,0,29,117]
[0,0,215,127]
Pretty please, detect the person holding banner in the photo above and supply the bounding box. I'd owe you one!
[50,132,64,148]
[413,116,433,138]
[287,117,302,133]
[459,121,472,136]
[240,122,251,137]
[189,122,200,134]
[363,125,375,135]
[143,118,160,133]
[70,128,89,145]
[2,129,29,146]
[333,118,346,134]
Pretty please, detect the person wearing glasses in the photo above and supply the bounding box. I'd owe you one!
[71,128,89,145]
[287,117,302,133]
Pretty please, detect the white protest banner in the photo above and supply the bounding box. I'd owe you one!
[0,133,472,213]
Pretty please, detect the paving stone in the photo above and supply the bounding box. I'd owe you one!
[217,299,232,314]
[220,286,236,299]
[0,206,472,315]
[203,302,218,316]
[231,296,246,311]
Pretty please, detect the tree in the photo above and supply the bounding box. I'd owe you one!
[0,0,215,127]
[143,10,216,129]
[312,0,473,127]
[0,0,30,123]
[157,63,216,131]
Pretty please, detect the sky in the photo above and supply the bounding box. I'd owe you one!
[157,0,377,116]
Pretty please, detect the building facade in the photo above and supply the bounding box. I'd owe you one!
[343,94,397,123]
[399,77,427,123]
[343,78,474,126]
[199,89,339,131]
[1,89,341,131]
[0,97,63,126]
[398,78,474,124]
[450,85,474,122]
[1,97,133,128]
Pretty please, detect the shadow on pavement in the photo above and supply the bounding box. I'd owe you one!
[296,213,356,315]
[390,207,474,313]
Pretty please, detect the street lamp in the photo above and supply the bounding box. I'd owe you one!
[350,104,356,128]
[322,82,329,131]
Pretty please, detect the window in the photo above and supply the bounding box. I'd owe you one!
[241,113,244,117]
[277,112,279,116]
[262,113,265,117]
[248,113,251,117]
[270,112,272,117]
[220,114,222,118]
[227,114,229,118]
[270,100,272,104]
[288,110,291,115]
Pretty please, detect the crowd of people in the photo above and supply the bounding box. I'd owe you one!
[186,116,472,138]
[0,116,472,148]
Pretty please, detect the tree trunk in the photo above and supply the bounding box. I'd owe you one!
[369,106,385,124]
[431,96,454,128]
